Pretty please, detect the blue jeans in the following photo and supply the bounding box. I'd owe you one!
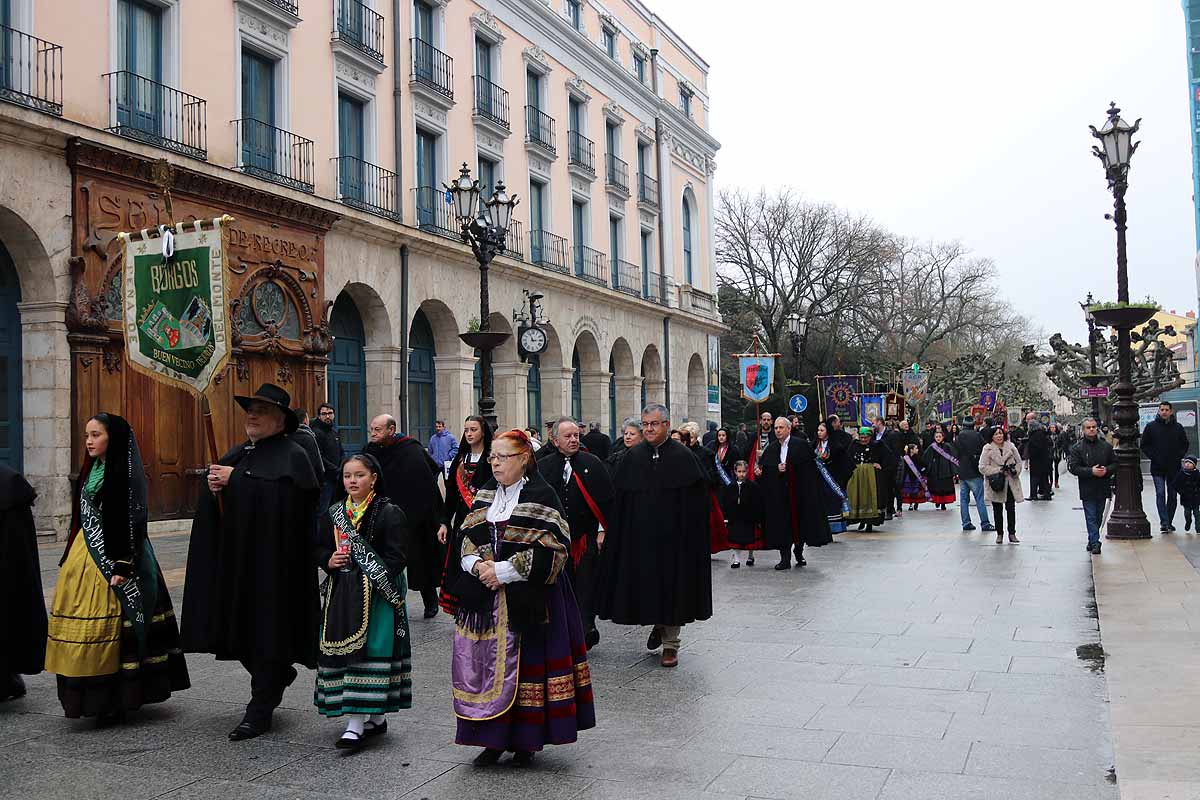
[1082,497,1106,545]
[1153,475,1177,528]
[959,477,991,528]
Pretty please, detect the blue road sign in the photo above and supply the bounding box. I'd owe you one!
[789,394,808,413]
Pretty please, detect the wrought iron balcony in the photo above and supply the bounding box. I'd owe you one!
[529,229,569,273]
[262,0,299,14]
[606,153,629,194]
[525,106,555,155]
[335,0,385,63]
[104,71,206,159]
[411,38,453,100]
[645,271,665,305]
[574,244,607,286]
[0,25,62,115]
[472,75,509,130]
[637,172,658,207]
[333,156,398,219]
[568,130,595,175]
[412,186,459,240]
[233,118,314,192]
[613,258,640,296]
[504,219,524,261]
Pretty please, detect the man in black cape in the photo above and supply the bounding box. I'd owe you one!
[597,403,711,669]
[0,464,44,701]
[364,413,445,618]
[180,383,320,741]
[758,416,833,570]
[872,417,898,519]
[826,415,855,487]
[539,417,615,650]
[581,421,612,461]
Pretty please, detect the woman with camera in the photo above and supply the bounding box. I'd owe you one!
[979,427,1023,544]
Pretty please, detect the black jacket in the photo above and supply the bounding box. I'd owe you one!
[1068,436,1117,502]
[1141,417,1189,477]
[581,430,612,461]
[539,448,616,538]
[954,428,986,480]
[310,418,344,480]
[291,424,324,482]
[1174,468,1200,507]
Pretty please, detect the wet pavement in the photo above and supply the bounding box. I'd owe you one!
[4,482,1125,800]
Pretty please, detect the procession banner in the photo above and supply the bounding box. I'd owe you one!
[120,217,233,395]
[935,399,953,419]
[979,390,997,410]
[739,356,775,403]
[706,335,721,413]
[818,375,862,421]
[859,393,883,426]
[901,370,930,404]
[884,391,905,421]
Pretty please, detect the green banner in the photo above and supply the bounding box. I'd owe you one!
[120,217,232,394]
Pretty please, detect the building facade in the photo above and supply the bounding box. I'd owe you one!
[0,0,723,537]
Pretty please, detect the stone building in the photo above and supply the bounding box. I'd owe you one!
[0,0,722,538]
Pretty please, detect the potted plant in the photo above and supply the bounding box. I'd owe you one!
[1086,299,1159,329]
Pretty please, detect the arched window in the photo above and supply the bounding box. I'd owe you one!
[681,194,694,285]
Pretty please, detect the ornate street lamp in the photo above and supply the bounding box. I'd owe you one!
[445,162,520,430]
[786,310,810,436]
[1088,103,1151,540]
[1078,292,1104,421]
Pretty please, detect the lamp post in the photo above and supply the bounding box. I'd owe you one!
[786,310,809,436]
[445,162,519,431]
[1079,292,1103,420]
[1089,102,1151,540]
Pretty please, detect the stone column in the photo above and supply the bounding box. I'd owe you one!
[363,345,404,421]
[24,301,73,540]
[614,375,643,425]
[492,360,529,432]
[433,354,476,431]
[644,378,667,409]
[579,370,608,430]
[539,366,573,429]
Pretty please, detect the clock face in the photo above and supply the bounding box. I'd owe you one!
[520,326,547,354]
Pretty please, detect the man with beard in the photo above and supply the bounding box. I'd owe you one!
[364,413,446,618]
[746,410,775,479]
[310,403,343,513]
[540,417,615,650]
[758,417,833,569]
[181,383,320,741]
[598,403,711,668]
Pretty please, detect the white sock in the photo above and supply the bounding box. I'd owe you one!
[345,714,366,736]
[369,714,385,725]
[731,550,741,563]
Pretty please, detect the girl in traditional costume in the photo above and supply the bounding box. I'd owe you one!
[438,416,492,615]
[314,453,411,750]
[450,429,595,767]
[44,413,189,723]
[845,427,885,531]
[898,443,930,511]
[813,422,850,534]
[719,460,764,567]
[921,428,959,510]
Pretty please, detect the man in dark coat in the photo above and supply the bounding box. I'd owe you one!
[290,408,324,481]
[757,417,833,569]
[1069,417,1118,554]
[540,417,615,650]
[310,403,343,514]
[597,403,711,669]
[872,418,898,518]
[0,464,44,702]
[1141,400,1191,532]
[1025,421,1053,500]
[181,383,320,741]
[581,421,612,461]
[885,419,920,514]
[955,419,994,532]
[701,420,719,449]
[364,413,446,618]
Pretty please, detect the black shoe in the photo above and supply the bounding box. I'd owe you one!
[585,628,600,650]
[646,628,662,651]
[865,525,874,532]
[774,560,792,570]
[229,719,270,741]
[746,555,755,566]
[1093,542,1102,554]
[1187,520,1193,531]
[962,523,976,531]
[981,524,996,532]
[511,751,535,768]
[363,719,388,738]
[1169,525,1177,532]
[730,561,740,569]
[797,556,807,567]
[336,730,365,751]
[1086,542,1095,552]
[423,605,440,619]
[473,748,504,767]
[0,674,26,703]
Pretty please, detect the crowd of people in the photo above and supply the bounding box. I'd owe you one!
[5,388,1198,770]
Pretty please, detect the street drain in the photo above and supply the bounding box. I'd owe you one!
[1076,642,1105,672]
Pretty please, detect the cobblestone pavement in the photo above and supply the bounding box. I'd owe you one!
[4,483,1121,800]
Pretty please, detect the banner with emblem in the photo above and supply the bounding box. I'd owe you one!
[859,393,884,426]
[739,356,775,403]
[119,217,233,395]
[818,375,862,421]
[901,369,930,404]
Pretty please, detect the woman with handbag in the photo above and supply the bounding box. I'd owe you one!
[979,427,1023,544]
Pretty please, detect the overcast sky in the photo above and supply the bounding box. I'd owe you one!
[651,0,1197,344]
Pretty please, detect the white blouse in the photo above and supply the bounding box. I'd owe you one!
[461,477,527,585]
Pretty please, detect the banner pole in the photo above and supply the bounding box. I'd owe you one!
[200,393,223,515]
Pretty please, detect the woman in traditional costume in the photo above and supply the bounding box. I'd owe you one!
[719,460,764,567]
[898,443,930,511]
[437,416,492,615]
[714,427,741,478]
[44,413,189,723]
[314,453,411,751]
[845,427,885,531]
[813,422,850,534]
[922,428,959,510]
[450,429,595,767]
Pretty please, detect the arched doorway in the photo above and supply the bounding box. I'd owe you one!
[527,357,541,430]
[0,240,21,470]
[687,353,706,423]
[329,293,367,453]
[408,309,436,444]
[608,354,617,439]
[571,347,582,422]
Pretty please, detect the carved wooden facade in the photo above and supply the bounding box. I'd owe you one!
[66,140,340,520]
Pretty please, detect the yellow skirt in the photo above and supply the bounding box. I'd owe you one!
[44,534,122,678]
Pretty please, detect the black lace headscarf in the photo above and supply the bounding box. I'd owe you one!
[70,413,149,571]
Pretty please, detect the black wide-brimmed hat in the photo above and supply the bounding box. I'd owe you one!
[234,383,299,433]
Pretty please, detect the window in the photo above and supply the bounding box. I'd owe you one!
[637,142,648,176]
[414,0,434,44]
[572,199,586,272]
[602,27,616,60]
[682,196,693,284]
[605,121,617,157]
[338,92,365,200]
[571,348,582,422]
[526,69,540,111]
[529,179,546,262]
[567,0,582,31]
[415,128,438,226]
[475,36,492,82]
[609,216,620,288]
[240,49,275,172]
[568,97,582,134]
[640,229,652,295]
[679,85,692,117]
[633,53,646,84]
[477,155,496,201]
[116,0,163,134]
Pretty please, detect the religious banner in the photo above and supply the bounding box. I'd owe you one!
[739,355,775,403]
[901,370,930,404]
[818,375,862,421]
[706,335,721,413]
[120,217,233,395]
[884,391,905,421]
[980,390,997,410]
[935,399,953,419]
[859,393,884,426]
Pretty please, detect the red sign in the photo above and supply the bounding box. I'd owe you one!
[1080,386,1110,398]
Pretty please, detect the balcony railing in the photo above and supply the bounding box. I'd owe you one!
[336,0,385,63]
[263,0,299,14]
[504,219,524,261]
[691,289,716,312]
[613,258,640,296]
[233,118,314,192]
[525,106,555,155]
[530,229,569,273]
[411,37,453,100]
[333,156,398,219]
[472,75,509,130]
[645,271,665,304]
[412,186,460,240]
[104,71,206,159]
[568,130,595,175]
[574,244,607,286]
[606,153,629,193]
[638,172,658,207]
[0,25,62,115]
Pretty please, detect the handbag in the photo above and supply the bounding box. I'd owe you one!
[987,470,1007,492]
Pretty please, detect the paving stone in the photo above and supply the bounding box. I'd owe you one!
[824,731,972,773]
[685,722,841,761]
[915,651,1012,673]
[400,763,595,798]
[851,684,989,715]
[706,754,889,800]
[877,770,1120,800]
[0,753,195,800]
[256,752,455,799]
[158,778,334,800]
[969,670,1107,698]
[804,706,952,739]
[735,679,863,706]
[965,742,1115,786]
[838,665,975,690]
[560,741,737,785]
[788,645,921,667]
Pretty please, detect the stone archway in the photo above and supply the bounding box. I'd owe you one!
[687,352,706,423]
[416,298,471,434]
[641,343,665,412]
[573,329,603,428]
[329,282,396,449]
[609,337,639,435]
[532,321,566,432]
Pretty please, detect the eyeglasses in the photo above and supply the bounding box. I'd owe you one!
[641,420,668,428]
[486,452,522,464]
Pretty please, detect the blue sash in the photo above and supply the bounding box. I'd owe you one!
[714,453,733,486]
[813,456,850,515]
